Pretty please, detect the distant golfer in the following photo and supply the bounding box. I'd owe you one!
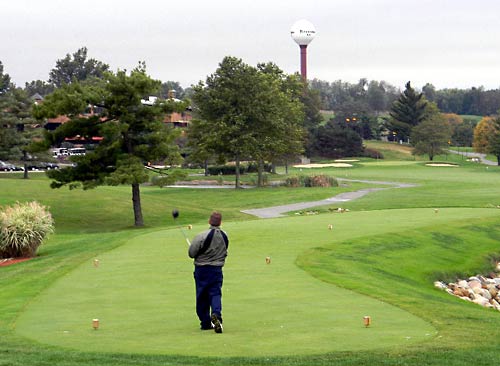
[188,211,229,333]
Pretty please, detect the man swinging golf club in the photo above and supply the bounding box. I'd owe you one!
[188,211,229,333]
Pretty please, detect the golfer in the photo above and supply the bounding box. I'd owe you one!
[188,211,229,333]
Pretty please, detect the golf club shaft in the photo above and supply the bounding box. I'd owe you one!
[178,226,191,246]
[172,211,191,245]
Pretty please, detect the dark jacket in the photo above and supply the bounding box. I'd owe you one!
[188,226,228,266]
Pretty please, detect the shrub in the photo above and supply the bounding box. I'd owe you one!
[246,162,273,173]
[285,174,338,188]
[0,201,54,258]
[363,147,384,159]
[285,176,301,187]
[207,162,273,175]
[310,174,338,187]
[207,165,239,175]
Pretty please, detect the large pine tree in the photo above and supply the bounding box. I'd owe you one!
[389,81,427,141]
[34,65,186,226]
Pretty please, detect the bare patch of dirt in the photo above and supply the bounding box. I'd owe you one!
[0,258,32,267]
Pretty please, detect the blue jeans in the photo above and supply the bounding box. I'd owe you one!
[194,266,223,328]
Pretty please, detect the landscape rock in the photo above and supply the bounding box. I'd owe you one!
[436,264,500,312]
[469,280,482,290]
[487,285,498,298]
[481,289,492,300]
[473,297,490,307]
[434,281,447,290]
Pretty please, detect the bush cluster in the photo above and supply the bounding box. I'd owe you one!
[0,201,54,258]
[207,162,273,176]
[285,174,338,188]
[363,148,384,159]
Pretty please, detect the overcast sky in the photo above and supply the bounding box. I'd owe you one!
[2,0,500,90]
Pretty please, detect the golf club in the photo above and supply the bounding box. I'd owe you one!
[172,209,191,246]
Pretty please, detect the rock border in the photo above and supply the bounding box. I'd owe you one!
[434,263,500,311]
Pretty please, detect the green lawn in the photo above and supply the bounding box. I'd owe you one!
[2,149,500,365]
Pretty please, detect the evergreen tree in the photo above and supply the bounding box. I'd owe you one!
[34,65,186,226]
[0,88,35,158]
[389,81,427,141]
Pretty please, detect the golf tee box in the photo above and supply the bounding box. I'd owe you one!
[92,319,99,330]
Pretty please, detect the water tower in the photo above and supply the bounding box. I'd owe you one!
[290,19,316,81]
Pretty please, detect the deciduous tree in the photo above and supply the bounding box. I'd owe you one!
[486,117,500,165]
[410,109,452,161]
[49,47,109,87]
[24,80,55,97]
[309,120,363,158]
[472,117,494,153]
[0,61,11,94]
[191,57,305,188]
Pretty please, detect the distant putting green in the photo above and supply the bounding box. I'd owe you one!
[15,208,500,357]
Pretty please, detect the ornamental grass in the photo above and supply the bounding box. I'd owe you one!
[0,201,54,258]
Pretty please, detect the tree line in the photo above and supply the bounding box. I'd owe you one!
[310,78,500,117]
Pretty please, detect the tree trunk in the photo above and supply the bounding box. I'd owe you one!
[22,150,29,179]
[285,160,289,175]
[235,155,241,189]
[497,155,500,166]
[257,159,264,187]
[131,183,144,226]
[204,159,209,176]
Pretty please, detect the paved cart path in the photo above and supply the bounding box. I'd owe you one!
[448,150,497,165]
[241,179,416,218]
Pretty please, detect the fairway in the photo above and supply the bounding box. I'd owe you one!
[15,207,500,357]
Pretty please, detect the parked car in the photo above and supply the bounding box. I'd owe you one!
[41,162,60,170]
[24,161,60,171]
[0,161,24,171]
